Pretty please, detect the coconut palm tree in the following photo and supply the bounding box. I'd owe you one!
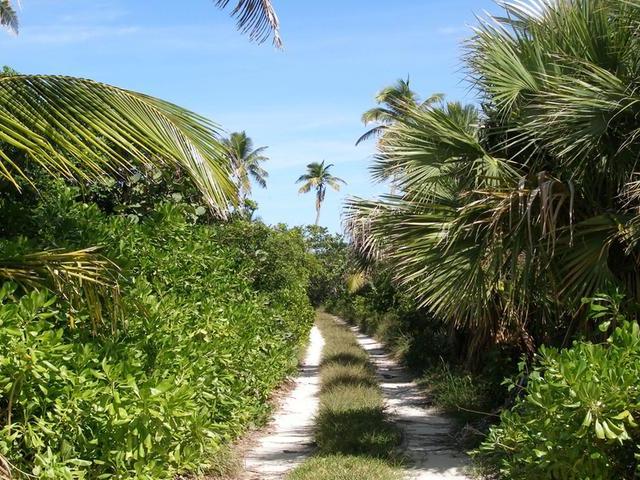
[223,131,269,208]
[346,0,640,355]
[297,161,346,226]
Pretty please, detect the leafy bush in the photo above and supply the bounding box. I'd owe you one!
[477,321,640,479]
[0,186,314,479]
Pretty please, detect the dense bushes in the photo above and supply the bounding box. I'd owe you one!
[303,226,349,307]
[477,320,640,479]
[0,185,314,479]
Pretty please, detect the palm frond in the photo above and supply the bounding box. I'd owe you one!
[0,0,18,34]
[0,75,235,215]
[214,0,282,48]
[0,247,122,333]
[345,270,369,294]
[355,126,386,146]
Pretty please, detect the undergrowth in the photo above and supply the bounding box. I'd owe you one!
[0,185,314,479]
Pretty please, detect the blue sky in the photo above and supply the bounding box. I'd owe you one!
[3,0,499,233]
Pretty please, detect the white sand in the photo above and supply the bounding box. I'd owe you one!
[241,326,324,479]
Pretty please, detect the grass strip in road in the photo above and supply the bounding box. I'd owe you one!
[288,312,402,480]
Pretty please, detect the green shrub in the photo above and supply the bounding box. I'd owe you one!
[0,187,314,479]
[476,321,640,479]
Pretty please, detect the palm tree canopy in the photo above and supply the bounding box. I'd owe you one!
[357,77,443,145]
[346,0,640,352]
[224,131,269,195]
[296,161,346,197]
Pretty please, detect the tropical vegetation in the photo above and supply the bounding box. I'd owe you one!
[339,0,640,477]
[0,1,316,479]
[4,0,640,478]
[0,181,314,479]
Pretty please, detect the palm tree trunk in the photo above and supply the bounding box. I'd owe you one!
[315,195,322,226]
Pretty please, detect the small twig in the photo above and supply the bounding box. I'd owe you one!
[455,404,501,418]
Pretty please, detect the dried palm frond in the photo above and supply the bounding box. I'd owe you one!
[0,247,122,333]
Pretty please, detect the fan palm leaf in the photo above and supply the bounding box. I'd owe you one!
[347,0,640,353]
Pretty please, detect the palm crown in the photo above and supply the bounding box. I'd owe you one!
[223,131,269,207]
[356,78,443,146]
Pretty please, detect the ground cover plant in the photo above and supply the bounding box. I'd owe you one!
[0,184,314,479]
[287,312,401,480]
[326,271,508,428]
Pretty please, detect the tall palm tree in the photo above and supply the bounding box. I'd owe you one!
[297,161,346,226]
[356,78,418,146]
[223,131,269,208]
[346,0,640,355]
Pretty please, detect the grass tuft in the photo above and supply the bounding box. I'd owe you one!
[288,455,401,480]
[288,312,402,479]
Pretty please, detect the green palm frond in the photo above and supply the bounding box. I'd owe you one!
[0,75,235,215]
[345,270,369,294]
[214,0,282,48]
